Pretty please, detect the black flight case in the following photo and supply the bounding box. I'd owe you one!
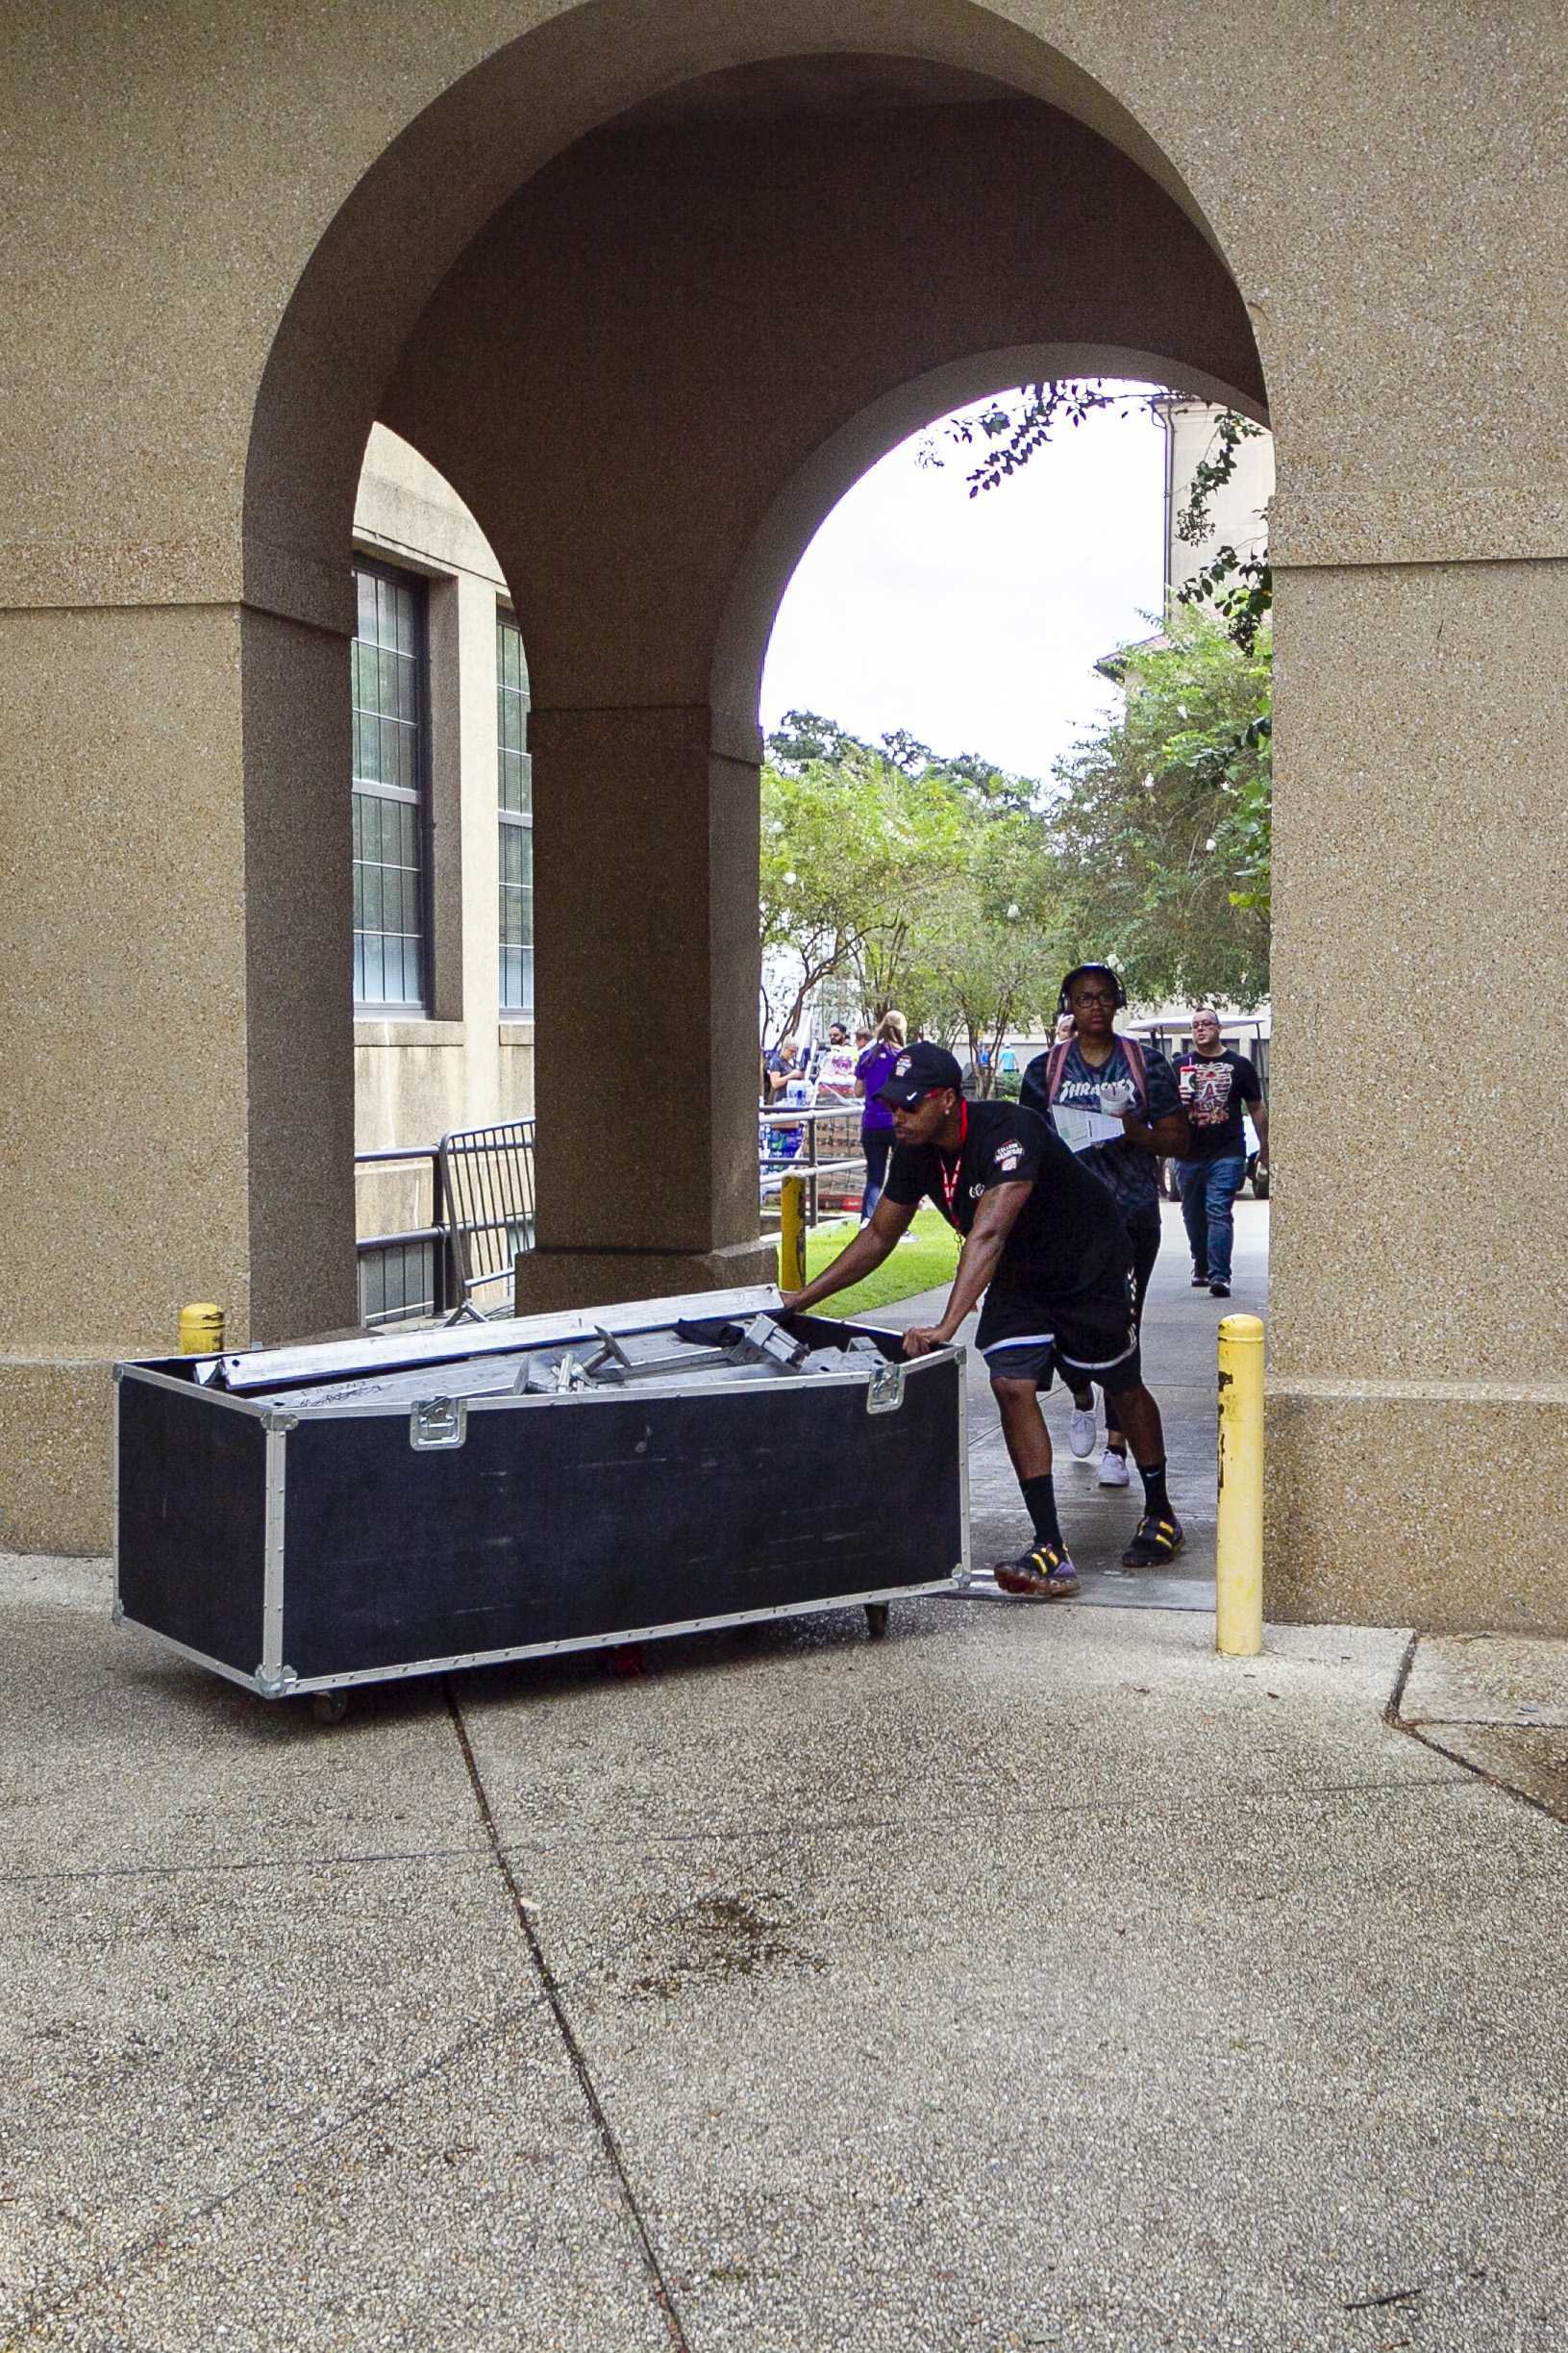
[113,1286,970,1715]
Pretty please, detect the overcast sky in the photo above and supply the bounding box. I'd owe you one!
[759,387,1167,785]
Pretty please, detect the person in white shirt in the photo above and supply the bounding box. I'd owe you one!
[811,1021,861,1101]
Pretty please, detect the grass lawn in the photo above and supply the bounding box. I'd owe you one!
[802,1206,958,1319]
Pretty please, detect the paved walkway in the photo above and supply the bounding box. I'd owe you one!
[879,1195,1268,1606]
[6,1199,1567,2352]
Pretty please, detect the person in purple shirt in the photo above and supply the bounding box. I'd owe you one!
[854,1010,907,1221]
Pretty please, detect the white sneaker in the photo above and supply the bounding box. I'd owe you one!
[1098,1448,1131,1489]
[1067,1405,1097,1460]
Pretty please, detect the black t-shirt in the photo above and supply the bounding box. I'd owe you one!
[1173,1048,1262,1160]
[883,1098,1130,1305]
[1020,1037,1181,1227]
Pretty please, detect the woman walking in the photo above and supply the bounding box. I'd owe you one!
[854,1011,907,1221]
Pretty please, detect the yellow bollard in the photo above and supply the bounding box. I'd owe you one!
[1215,1313,1264,1656]
[179,1302,224,1356]
[779,1173,807,1292]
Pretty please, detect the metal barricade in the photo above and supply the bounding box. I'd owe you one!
[759,1102,866,1230]
[437,1118,537,1321]
[355,1145,450,1326]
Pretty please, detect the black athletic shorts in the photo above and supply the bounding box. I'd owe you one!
[975,1268,1141,1396]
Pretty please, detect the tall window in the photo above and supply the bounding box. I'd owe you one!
[497,613,534,1014]
[352,561,427,1009]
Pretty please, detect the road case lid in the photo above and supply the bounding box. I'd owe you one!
[182,1284,788,1393]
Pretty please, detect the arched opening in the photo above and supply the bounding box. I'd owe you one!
[243,12,1244,625]
[714,345,1264,726]
[744,367,1273,1592]
[7,0,1557,1628]
[236,32,1265,1327]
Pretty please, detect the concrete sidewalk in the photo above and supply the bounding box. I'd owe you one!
[6,1198,1567,2353]
[878,1194,1267,1606]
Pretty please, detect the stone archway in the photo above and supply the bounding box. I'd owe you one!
[11,1,1562,1639]
[5,8,1271,1543]
[361,72,1264,1305]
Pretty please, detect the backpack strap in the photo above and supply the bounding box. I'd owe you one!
[1044,1041,1070,1103]
[1118,1033,1147,1108]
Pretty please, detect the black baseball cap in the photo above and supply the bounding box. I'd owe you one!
[874,1042,963,1107]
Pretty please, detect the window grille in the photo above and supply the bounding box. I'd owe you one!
[497,612,534,1014]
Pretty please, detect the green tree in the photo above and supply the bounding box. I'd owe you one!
[909,814,1070,1090]
[759,738,966,1044]
[1051,607,1272,1007]
[761,715,1069,1065]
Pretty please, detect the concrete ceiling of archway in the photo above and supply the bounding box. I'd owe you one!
[243,0,1249,631]
[613,53,1083,124]
[374,88,1262,716]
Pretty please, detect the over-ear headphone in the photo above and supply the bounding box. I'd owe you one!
[1057,963,1128,1014]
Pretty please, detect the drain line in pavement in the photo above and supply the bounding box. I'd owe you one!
[445,1684,693,2352]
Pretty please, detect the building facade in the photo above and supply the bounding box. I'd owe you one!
[349,429,536,1313]
[1159,398,1274,597]
[4,2,1565,1639]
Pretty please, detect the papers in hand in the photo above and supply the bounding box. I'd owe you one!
[1052,1104,1127,1153]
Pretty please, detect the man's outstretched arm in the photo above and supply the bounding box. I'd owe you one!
[901,1181,1032,1357]
[782,1192,917,1315]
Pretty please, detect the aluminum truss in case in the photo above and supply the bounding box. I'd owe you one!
[113,1286,969,1712]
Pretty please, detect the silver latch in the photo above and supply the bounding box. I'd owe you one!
[411,1395,466,1450]
[865,1360,906,1414]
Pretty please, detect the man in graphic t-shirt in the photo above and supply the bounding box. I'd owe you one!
[781,1042,1184,1597]
[1172,1007,1268,1298]
[1020,964,1188,1489]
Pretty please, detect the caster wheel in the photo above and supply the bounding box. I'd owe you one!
[864,1603,890,1641]
[608,1643,647,1679]
[310,1690,349,1726]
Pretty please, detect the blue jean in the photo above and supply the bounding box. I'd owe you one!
[1178,1153,1247,1285]
[859,1128,892,1219]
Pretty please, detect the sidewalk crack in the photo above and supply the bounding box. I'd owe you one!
[8,1997,554,2339]
[1386,1635,1568,1824]
[445,1684,692,2352]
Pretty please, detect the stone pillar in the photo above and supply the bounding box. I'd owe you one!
[1265,561,1568,1633]
[512,702,776,1312]
[0,603,357,1553]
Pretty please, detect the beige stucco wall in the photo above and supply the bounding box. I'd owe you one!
[2,0,1565,1617]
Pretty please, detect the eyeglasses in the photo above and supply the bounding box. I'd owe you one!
[1071,989,1118,1007]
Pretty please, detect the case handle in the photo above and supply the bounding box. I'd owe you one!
[411,1396,466,1450]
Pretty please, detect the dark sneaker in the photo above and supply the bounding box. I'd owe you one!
[1121,1514,1184,1568]
[993,1542,1079,1600]
[1209,1280,1231,1297]
[1190,1268,1210,1288]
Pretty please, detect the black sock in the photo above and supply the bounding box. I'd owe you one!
[1020,1472,1063,1553]
[1137,1459,1171,1516]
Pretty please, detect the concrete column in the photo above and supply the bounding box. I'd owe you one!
[512,702,775,1312]
[1265,559,1568,1633]
[0,603,356,1553]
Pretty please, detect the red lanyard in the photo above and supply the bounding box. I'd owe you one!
[936,1103,968,1223]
